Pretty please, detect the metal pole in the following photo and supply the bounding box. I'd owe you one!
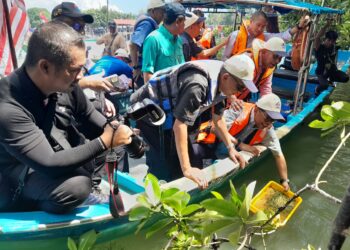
[106,0,109,26]
[2,0,18,70]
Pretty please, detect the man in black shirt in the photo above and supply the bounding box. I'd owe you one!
[314,27,349,95]
[0,22,133,214]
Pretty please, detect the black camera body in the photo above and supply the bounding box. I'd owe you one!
[110,98,165,159]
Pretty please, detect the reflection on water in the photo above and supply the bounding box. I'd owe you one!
[95,84,350,249]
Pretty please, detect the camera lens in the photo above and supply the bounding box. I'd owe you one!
[125,134,146,159]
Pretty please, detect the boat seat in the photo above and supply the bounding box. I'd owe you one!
[274,68,319,84]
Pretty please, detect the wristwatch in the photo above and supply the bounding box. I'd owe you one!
[279,178,290,184]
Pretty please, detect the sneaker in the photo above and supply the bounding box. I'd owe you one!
[82,188,109,206]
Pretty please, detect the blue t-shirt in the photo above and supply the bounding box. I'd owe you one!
[88,56,132,78]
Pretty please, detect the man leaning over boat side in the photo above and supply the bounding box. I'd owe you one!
[129,0,166,88]
[130,54,258,189]
[141,2,190,83]
[237,37,288,100]
[181,12,228,62]
[223,10,310,60]
[0,22,133,214]
[216,94,290,191]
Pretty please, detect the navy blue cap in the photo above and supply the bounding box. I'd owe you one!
[165,2,191,21]
[51,2,94,24]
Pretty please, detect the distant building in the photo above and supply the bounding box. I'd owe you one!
[114,19,136,40]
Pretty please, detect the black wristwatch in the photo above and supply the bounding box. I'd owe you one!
[279,178,290,184]
[133,65,141,70]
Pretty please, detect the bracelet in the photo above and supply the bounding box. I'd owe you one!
[98,137,107,150]
[279,178,290,184]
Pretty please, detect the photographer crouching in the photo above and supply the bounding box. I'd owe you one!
[0,22,145,214]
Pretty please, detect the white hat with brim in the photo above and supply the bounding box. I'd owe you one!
[256,93,285,121]
[224,54,258,93]
[185,12,206,29]
[253,37,288,57]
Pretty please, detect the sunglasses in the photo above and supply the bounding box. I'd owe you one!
[72,22,85,33]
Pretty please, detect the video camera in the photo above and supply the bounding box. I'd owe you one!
[111,98,165,159]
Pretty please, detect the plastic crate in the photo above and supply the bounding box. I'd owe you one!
[250,181,302,227]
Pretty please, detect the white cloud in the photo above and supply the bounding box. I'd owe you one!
[26,0,122,13]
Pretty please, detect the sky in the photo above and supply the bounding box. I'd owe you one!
[26,0,149,14]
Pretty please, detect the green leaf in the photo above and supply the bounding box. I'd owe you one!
[67,237,77,250]
[230,181,243,207]
[211,191,224,200]
[320,105,336,121]
[309,119,335,130]
[245,210,268,225]
[202,218,241,236]
[144,174,161,206]
[332,101,350,118]
[239,181,256,220]
[201,199,239,217]
[228,226,243,246]
[161,187,179,200]
[145,218,173,239]
[163,191,190,212]
[78,230,97,250]
[181,204,202,216]
[340,126,346,140]
[129,206,150,221]
[137,195,151,208]
[135,219,148,235]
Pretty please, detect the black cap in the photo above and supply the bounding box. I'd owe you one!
[51,2,94,24]
[165,2,191,21]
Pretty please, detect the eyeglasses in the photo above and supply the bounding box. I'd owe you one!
[259,108,275,123]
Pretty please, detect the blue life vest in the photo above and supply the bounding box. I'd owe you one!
[131,60,226,129]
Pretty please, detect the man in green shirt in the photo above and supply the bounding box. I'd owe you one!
[142,2,190,83]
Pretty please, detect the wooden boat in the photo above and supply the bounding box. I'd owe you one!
[0,1,348,249]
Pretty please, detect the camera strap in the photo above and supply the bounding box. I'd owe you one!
[105,122,126,218]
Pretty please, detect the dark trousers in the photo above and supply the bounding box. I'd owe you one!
[316,69,349,94]
[137,120,180,181]
[0,165,91,214]
[328,185,350,249]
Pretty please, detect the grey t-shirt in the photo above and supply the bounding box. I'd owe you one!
[173,69,225,126]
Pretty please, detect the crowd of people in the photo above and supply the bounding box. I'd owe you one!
[0,1,348,238]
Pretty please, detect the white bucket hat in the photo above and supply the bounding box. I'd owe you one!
[253,37,288,57]
[224,54,258,93]
[184,12,206,29]
[147,0,166,10]
[256,93,285,121]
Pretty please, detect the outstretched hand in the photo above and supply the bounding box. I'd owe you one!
[183,167,208,189]
[228,147,246,169]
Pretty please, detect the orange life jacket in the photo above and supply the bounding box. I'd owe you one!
[237,49,275,100]
[192,29,214,60]
[196,103,267,145]
[231,20,265,56]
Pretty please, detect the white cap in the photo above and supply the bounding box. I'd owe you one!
[147,0,165,10]
[253,37,288,57]
[256,93,285,121]
[114,48,129,58]
[224,54,258,93]
[184,12,206,29]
